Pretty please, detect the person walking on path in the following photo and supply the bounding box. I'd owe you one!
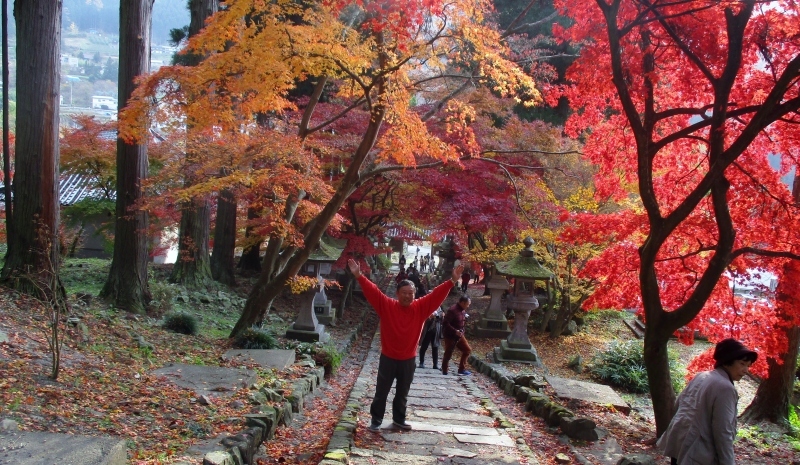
[657,338,757,465]
[347,258,464,432]
[460,269,471,293]
[418,307,443,369]
[441,295,472,376]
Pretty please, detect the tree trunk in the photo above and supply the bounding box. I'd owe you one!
[170,196,212,286]
[643,311,678,436]
[742,325,800,424]
[100,0,153,313]
[2,0,12,240]
[1,0,62,290]
[238,205,262,273]
[169,0,218,286]
[211,188,237,286]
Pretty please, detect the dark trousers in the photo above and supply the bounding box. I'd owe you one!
[442,336,471,374]
[370,354,416,424]
[418,330,439,368]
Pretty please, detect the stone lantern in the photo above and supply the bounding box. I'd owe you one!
[474,270,512,338]
[492,237,553,364]
[286,237,344,342]
[432,235,457,280]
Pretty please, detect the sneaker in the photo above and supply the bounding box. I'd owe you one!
[432,365,439,370]
[457,370,472,376]
[418,362,424,368]
[441,369,449,375]
[392,420,412,431]
[368,421,381,432]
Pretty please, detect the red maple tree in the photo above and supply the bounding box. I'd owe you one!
[554,0,800,433]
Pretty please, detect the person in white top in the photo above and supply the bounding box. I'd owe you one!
[657,338,757,465]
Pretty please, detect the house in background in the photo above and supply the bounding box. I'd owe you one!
[91,95,117,110]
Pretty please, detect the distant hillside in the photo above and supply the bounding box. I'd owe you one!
[63,0,190,45]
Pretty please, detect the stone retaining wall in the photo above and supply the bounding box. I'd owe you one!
[468,355,602,441]
[203,308,369,465]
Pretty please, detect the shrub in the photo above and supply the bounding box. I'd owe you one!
[234,328,278,349]
[149,281,178,314]
[313,343,344,377]
[375,254,392,271]
[163,312,198,335]
[590,340,684,393]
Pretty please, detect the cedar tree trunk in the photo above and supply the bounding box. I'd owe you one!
[211,187,237,286]
[1,0,61,289]
[171,196,212,286]
[100,0,154,313]
[170,0,218,286]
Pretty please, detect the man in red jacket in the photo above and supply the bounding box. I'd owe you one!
[348,258,464,432]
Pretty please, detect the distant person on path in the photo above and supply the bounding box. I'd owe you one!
[441,295,472,376]
[348,258,464,432]
[418,307,442,369]
[398,254,406,269]
[460,269,471,293]
[395,267,407,284]
[657,338,757,465]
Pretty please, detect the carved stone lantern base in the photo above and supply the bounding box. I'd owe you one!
[493,340,541,365]
[475,315,511,338]
[286,324,330,343]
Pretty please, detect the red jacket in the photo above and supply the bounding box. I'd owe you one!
[358,275,453,360]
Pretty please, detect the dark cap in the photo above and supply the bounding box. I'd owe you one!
[713,338,757,365]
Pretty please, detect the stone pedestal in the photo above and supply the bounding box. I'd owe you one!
[286,289,330,343]
[314,298,336,326]
[493,295,540,365]
[475,274,511,338]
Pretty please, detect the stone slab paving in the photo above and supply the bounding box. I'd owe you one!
[546,375,630,412]
[0,430,127,465]
[412,409,495,425]
[341,329,540,464]
[150,363,256,398]
[221,349,296,368]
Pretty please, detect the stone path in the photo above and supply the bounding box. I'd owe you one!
[330,329,540,464]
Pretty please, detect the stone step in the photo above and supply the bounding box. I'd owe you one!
[623,318,644,339]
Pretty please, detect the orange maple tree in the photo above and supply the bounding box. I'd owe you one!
[119,0,542,336]
[554,0,800,433]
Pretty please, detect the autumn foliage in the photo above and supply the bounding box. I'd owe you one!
[552,0,800,432]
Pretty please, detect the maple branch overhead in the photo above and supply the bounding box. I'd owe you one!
[731,161,797,210]
[502,0,538,39]
[360,154,580,180]
[731,247,800,262]
[304,97,367,136]
[421,75,476,121]
[481,148,582,156]
[622,0,718,40]
[503,11,559,39]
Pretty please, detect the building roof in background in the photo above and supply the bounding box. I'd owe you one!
[59,174,114,206]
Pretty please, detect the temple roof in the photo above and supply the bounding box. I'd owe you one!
[494,237,553,279]
[307,236,345,262]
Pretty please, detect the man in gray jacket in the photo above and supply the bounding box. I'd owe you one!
[657,338,757,465]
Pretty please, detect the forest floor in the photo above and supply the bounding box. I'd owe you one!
[0,259,798,464]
